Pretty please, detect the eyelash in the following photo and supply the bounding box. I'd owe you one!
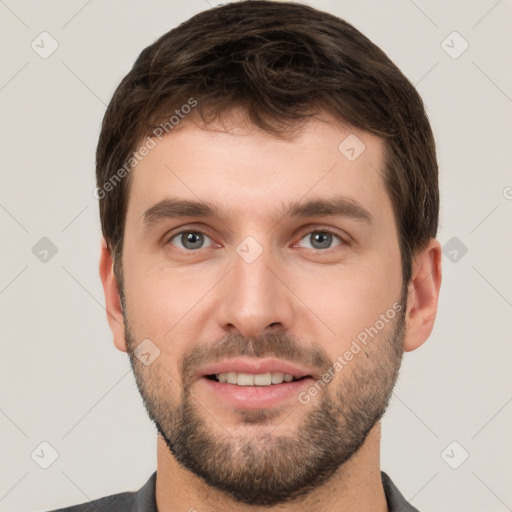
[164,226,348,252]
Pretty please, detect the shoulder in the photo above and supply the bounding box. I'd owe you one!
[46,489,136,512]
[381,471,421,512]
[45,472,157,512]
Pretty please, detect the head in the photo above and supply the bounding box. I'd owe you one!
[98,0,441,507]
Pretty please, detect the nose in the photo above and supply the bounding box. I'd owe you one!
[215,241,295,339]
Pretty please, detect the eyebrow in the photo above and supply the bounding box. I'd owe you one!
[142,195,374,228]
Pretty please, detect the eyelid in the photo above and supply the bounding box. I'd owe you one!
[163,222,215,239]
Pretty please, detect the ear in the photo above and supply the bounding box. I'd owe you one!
[99,237,127,353]
[403,238,442,352]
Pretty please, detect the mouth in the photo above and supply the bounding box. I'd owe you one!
[197,357,316,382]
[195,358,318,408]
[198,370,316,409]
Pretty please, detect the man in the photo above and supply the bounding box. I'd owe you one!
[50,1,441,510]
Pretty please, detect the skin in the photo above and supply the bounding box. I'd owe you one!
[99,109,441,512]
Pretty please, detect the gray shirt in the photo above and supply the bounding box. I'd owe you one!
[48,471,419,511]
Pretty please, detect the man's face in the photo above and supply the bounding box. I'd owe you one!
[119,112,406,506]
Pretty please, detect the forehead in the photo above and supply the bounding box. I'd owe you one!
[125,112,392,231]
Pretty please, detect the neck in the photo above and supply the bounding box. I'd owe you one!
[155,422,388,512]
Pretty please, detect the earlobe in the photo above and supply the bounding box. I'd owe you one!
[403,238,442,352]
[98,237,127,353]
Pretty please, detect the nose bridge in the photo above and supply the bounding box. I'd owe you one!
[218,235,294,337]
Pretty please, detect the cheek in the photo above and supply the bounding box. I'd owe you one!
[292,255,402,344]
[123,264,215,365]
[124,257,192,322]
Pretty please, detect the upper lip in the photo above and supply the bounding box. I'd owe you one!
[197,358,315,380]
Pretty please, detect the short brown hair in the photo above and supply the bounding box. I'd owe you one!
[96,0,438,288]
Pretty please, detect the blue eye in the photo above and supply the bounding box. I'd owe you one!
[168,231,214,251]
[296,231,343,250]
[167,229,344,252]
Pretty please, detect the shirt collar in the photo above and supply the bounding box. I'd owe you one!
[133,470,419,511]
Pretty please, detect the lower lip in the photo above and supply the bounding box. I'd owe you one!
[199,376,315,409]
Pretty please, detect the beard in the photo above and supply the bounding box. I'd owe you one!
[123,290,407,507]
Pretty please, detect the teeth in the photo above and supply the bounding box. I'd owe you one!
[254,373,271,386]
[214,371,298,386]
[271,372,284,384]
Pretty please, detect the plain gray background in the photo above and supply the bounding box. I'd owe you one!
[1,1,511,511]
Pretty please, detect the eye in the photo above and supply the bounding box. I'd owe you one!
[167,230,214,251]
[296,230,344,250]
[165,228,346,252]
